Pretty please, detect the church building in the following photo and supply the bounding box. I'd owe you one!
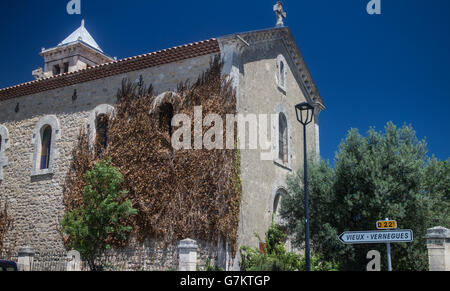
[0,3,325,270]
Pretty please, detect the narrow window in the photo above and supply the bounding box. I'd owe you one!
[40,125,52,170]
[279,113,288,163]
[159,103,174,137]
[273,194,281,223]
[96,114,109,155]
[0,134,2,168]
[63,62,69,73]
[0,126,8,180]
[279,61,285,88]
[0,134,2,176]
[272,189,287,224]
[53,65,61,75]
[31,116,59,176]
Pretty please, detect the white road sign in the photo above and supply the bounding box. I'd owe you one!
[339,229,413,244]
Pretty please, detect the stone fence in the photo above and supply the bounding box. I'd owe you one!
[2,238,233,271]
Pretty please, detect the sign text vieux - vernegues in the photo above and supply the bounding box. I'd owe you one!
[339,229,413,245]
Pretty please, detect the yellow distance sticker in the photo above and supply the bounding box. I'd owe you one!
[377,221,398,230]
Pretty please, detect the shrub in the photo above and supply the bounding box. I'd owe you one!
[240,225,339,271]
[60,159,138,271]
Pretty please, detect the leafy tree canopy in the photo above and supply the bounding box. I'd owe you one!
[281,122,449,271]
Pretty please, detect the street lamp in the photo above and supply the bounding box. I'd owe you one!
[295,102,315,272]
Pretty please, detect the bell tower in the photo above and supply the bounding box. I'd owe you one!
[32,20,114,79]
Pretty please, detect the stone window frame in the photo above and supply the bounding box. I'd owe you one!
[273,104,292,170]
[0,125,10,181]
[270,186,288,225]
[277,54,287,92]
[31,115,61,177]
[87,104,115,149]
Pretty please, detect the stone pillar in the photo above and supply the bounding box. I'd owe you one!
[17,246,35,271]
[66,250,82,271]
[178,239,198,271]
[426,227,450,271]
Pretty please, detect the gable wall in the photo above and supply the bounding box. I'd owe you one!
[237,38,318,250]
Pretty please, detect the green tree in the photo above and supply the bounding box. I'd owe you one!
[423,158,450,227]
[61,159,138,271]
[281,122,446,271]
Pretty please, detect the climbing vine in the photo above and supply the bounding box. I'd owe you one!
[0,202,12,253]
[63,58,242,254]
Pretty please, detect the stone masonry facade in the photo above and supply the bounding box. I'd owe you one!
[0,25,324,270]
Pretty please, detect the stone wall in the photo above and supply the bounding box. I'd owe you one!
[6,238,230,271]
[0,54,216,254]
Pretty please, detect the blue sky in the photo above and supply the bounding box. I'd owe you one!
[0,0,449,164]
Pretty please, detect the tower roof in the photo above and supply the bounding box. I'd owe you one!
[58,19,103,52]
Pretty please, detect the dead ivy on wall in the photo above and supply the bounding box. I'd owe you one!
[63,58,242,254]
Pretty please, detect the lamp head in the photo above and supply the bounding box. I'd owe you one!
[295,102,315,126]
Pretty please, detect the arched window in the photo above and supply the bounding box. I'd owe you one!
[277,55,287,91]
[0,125,9,181]
[0,134,3,179]
[40,125,52,170]
[159,103,174,137]
[278,113,288,164]
[279,61,285,88]
[87,104,115,151]
[95,114,109,155]
[272,189,287,224]
[31,115,60,176]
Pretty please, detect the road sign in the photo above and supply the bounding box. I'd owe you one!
[338,229,413,245]
[376,220,397,230]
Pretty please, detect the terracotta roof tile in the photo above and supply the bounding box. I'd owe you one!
[0,38,220,101]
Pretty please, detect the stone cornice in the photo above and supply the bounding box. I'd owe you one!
[40,41,114,63]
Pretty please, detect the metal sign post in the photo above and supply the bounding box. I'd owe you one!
[384,218,393,272]
[386,241,392,272]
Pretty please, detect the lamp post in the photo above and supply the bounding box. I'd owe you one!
[295,102,315,272]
